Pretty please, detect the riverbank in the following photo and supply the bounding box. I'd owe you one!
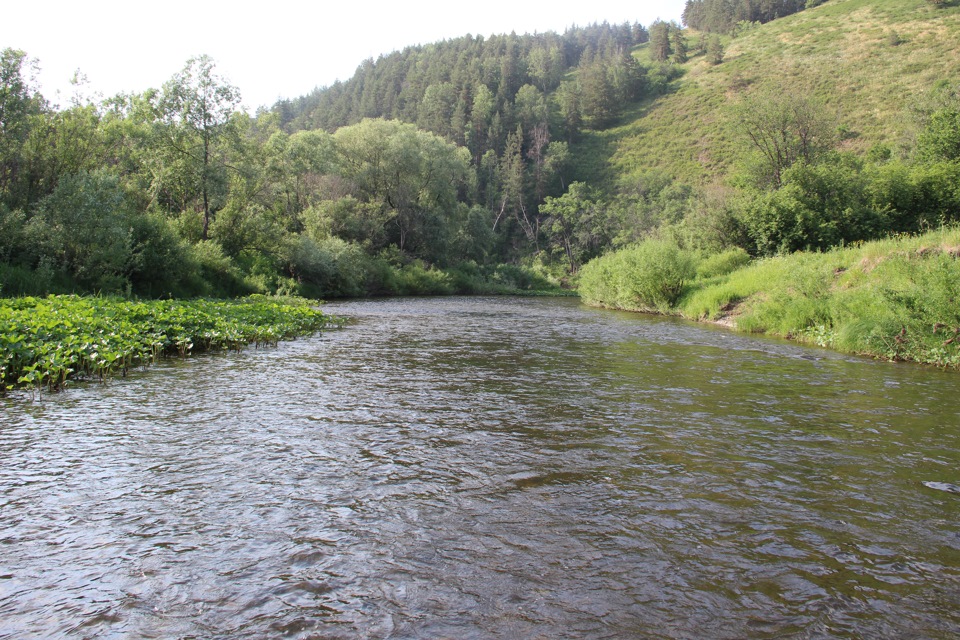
[579,227,960,369]
[0,295,337,394]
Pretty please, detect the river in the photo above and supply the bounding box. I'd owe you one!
[1,296,958,638]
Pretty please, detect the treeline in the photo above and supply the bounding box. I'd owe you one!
[274,23,649,136]
[1,22,684,299]
[682,0,812,33]
[3,10,958,303]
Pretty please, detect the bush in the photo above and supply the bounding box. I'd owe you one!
[189,241,254,298]
[29,170,135,292]
[128,213,204,297]
[285,235,378,298]
[696,247,751,279]
[580,239,697,312]
[392,261,454,296]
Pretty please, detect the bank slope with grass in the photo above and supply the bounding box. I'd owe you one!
[579,227,960,369]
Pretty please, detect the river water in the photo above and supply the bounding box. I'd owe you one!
[1,296,958,639]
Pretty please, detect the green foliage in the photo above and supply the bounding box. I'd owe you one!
[0,204,25,264]
[390,261,455,296]
[579,239,697,312]
[29,170,135,292]
[739,155,885,255]
[706,36,725,65]
[682,0,808,34]
[189,241,254,298]
[540,182,611,272]
[1,48,46,209]
[284,235,374,298]
[733,86,838,189]
[127,212,204,298]
[5,3,960,302]
[0,295,335,393]
[695,247,751,278]
[916,108,960,161]
[648,21,673,62]
[332,118,472,263]
[583,226,960,369]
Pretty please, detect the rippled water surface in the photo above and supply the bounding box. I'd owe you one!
[2,297,959,638]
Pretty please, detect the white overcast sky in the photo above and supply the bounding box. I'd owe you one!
[2,0,688,112]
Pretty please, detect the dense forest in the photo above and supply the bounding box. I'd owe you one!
[1,0,959,301]
[681,0,811,33]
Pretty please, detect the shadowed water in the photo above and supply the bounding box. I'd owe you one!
[1,296,958,638]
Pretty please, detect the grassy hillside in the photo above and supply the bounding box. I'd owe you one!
[589,0,960,190]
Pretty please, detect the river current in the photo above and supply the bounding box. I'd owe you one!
[1,296,958,638]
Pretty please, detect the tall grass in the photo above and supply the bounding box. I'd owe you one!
[581,227,960,368]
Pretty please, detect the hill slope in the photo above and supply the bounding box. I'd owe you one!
[602,0,960,190]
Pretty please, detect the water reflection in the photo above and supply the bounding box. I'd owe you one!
[1,296,958,638]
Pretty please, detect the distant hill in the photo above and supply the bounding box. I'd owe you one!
[269,0,960,197]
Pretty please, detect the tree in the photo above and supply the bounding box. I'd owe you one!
[417,82,457,139]
[157,55,241,240]
[332,119,471,263]
[707,35,725,65]
[555,80,582,141]
[540,181,610,272]
[649,21,673,62]
[496,125,538,248]
[579,59,618,127]
[29,170,135,291]
[527,44,564,92]
[672,26,689,64]
[514,84,548,135]
[469,83,496,163]
[0,48,45,208]
[734,86,837,188]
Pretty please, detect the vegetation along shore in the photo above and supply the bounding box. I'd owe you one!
[579,227,960,369]
[0,296,337,394]
[2,0,960,375]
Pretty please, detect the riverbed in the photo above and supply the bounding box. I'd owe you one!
[1,297,958,638]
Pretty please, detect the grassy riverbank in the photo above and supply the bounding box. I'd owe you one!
[0,295,337,394]
[579,227,960,369]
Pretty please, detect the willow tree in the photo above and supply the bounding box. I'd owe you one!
[332,118,472,263]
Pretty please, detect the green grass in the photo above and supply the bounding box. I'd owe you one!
[598,0,960,188]
[580,227,960,369]
[0,295,338,394]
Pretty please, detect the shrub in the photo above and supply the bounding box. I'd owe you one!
[580,239,697,312]
[392,261,454,296]
[188,241,253,298]
[29,171,135,292]
[696,247,751,278]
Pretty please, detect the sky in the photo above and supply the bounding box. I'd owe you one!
[2,0,688,112]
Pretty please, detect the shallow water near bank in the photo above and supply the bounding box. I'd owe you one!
[1,296,958,638]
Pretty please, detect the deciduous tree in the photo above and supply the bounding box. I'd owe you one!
[734,86,837,188]
[157,55,241,240]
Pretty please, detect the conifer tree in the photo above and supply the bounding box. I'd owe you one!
[649,21,673,62]
[672,26,689,64]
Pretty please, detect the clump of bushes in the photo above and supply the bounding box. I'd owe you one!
[579,239,697,312]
